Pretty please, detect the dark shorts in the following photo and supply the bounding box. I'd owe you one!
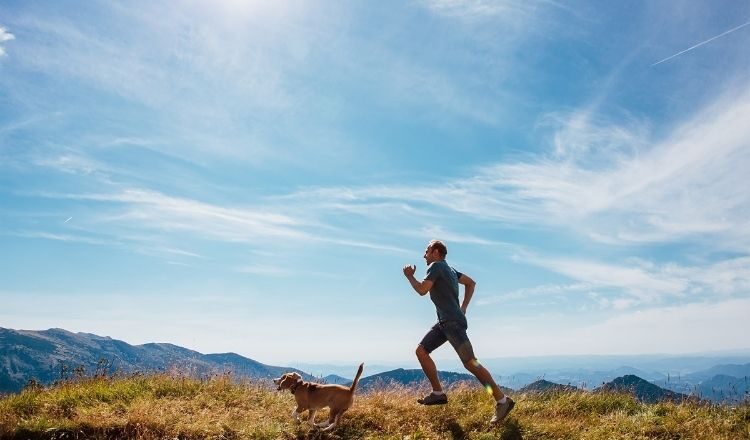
[419,321,476,363]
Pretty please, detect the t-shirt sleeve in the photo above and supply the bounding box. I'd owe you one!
[455,269,463,280]
[425,263,440,282]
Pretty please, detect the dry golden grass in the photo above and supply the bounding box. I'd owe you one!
[0,374,748,439]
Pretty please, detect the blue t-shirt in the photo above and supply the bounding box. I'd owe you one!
[425,260,467,327]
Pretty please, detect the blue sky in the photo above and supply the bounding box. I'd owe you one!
[1,0,749,366]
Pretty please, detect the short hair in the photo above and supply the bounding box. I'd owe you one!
[428,240,447,258]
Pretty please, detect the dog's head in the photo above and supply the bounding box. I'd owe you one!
[273,372,302,391]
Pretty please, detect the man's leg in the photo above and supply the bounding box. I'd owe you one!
[416,344,442,392]
[462,358,504,401]
[444,322,515,423]
[462,355,515,423]
[415,324,449,405]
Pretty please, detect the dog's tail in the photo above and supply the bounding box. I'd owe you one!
[349,363,364,393]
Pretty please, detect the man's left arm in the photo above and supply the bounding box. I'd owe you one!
[458,273,476,314]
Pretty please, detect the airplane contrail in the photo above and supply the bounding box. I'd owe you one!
[652,20,750,66]
[64,216,73,223]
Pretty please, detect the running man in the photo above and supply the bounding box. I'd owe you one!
[402,239,514,424]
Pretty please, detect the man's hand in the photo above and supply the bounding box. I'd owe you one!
[402,264,416,277]
[403,264,432,296]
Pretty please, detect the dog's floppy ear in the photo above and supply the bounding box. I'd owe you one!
[291,372,302,380]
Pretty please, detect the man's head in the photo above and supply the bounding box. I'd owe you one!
[423,240,447,265]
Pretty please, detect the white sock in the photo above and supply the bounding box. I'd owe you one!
[497,396,507,404]
[432,390,444,396]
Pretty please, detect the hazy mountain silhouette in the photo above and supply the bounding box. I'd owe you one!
[596,374,692,404]
[519,379,577,393]
[0,327,307,393]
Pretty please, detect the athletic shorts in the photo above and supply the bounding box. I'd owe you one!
[419,321,476,363]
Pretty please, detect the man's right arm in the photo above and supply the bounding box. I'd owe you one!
[403,264,434,296]
[458,273,476,314]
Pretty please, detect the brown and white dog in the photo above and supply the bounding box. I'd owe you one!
[273,363,364,431]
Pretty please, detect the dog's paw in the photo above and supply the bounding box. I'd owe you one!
[321,423,336,432]
[315,422,329,429]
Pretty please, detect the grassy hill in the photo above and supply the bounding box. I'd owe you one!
[1,373,748,440]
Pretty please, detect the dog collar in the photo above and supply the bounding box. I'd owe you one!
[290,378,303,394]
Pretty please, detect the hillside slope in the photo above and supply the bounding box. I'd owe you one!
[0,374,747,440]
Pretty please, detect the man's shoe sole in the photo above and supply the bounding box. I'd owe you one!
[417,397,448,405]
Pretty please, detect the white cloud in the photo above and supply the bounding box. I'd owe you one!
[472,298,750,356]
[56,188,310,242]
[0,26,14,56]
[420,225,512,246]
[282,80,750,252]
[423,0,566,21]
[489,83,750,246]
[11,231,118,247]
[26,188,410,256]
[512,253,750,306]
[237,264,291,277]
[477,282,593,305]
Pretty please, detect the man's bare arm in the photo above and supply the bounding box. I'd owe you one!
[458,273,476,313]
[403,264,434,296]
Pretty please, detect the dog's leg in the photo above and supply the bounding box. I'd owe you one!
[315,415,330,429]
[321,412,341,432]
[292,407,302,423]
[307,409,317,426]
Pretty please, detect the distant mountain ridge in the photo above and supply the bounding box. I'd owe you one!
[0,328,468,395]
[0,327,309,393]
[596,375,692,404]
[520,379,577,393]
[357,368,473,391]
[356,368,515,396]
[2,327,747,404]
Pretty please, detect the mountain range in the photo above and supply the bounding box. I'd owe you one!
[2,327,747,404]
[0,327,312,393]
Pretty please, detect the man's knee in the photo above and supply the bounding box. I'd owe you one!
[416,344,429,358]
[462,358,480,371]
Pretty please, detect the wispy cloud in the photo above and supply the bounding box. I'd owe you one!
[472,297,750,356]
[423,0,566,21]
[54,188,310,242]
[284,81,750,251]
[32,151,107,176]
[512,253,750,306]
[237,264,291,277]
[477,282,593,305]
[517,253,687,303]
[11,230,118,247]
[0,26,14,56]
[25,187,409,257]
[420,225,512,246]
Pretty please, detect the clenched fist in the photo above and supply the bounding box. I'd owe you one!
[402,264,416,277]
